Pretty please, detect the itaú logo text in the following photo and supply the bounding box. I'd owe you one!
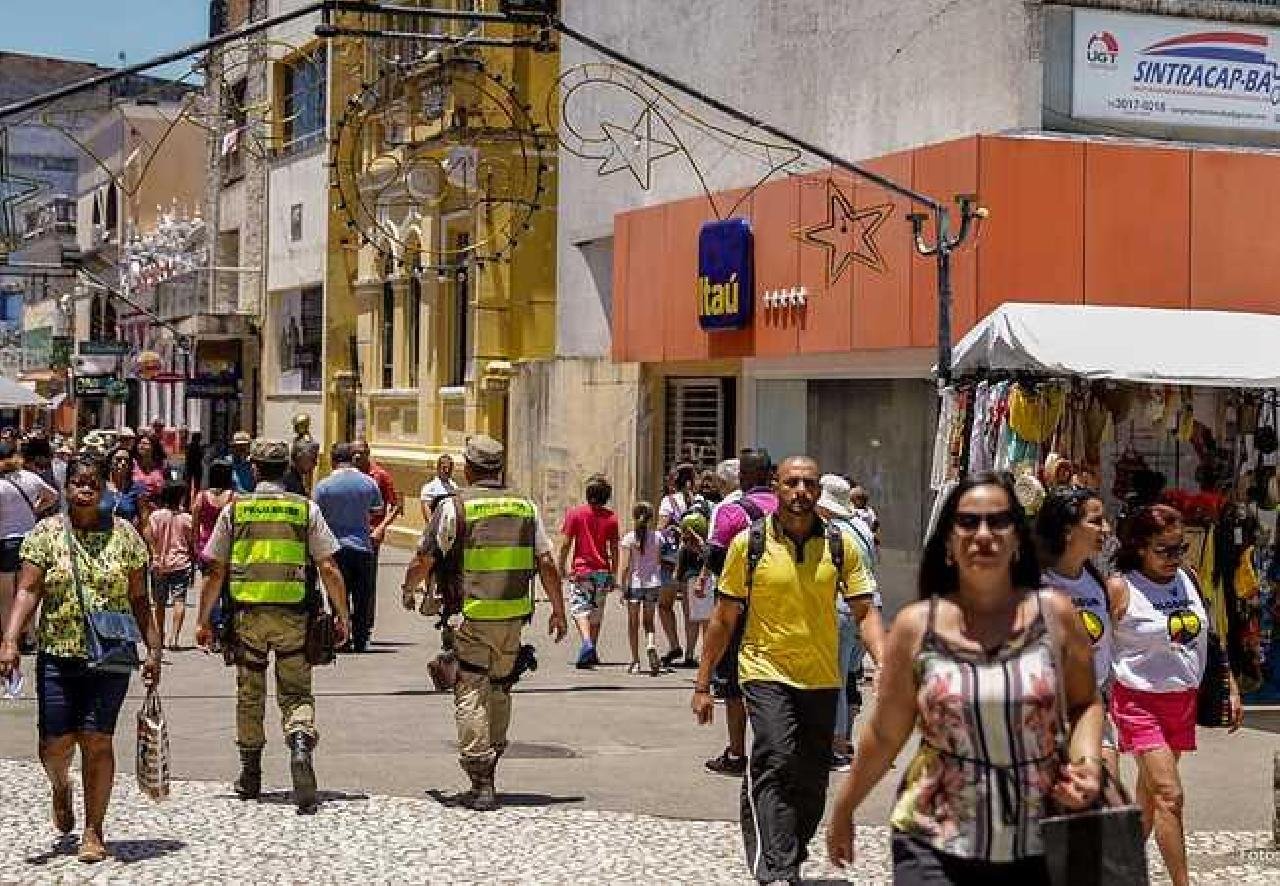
[1087,31,1120,66]
[698,273,740,319]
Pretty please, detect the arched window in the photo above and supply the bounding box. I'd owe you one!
[105,185,118,232]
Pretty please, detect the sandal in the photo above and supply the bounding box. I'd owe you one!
[627,661,641,674]
[51,783,74,834]
[77,828,107,863]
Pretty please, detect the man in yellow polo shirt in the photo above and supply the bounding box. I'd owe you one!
[693,455,883,885]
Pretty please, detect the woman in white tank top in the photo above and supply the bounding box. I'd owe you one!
[1106,504,1242,886]
[1035,486,1118,774]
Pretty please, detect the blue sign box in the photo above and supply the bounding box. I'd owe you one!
[697,218,753,331]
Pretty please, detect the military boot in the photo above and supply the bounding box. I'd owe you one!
[234,748,262,800]
[288,732,318,814]
[460,759,497,812]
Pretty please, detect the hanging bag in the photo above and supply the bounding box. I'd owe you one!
[135,687,170,801]
[1182,568,1234,729]
[1039,596,1149,886]
[65,516,144,674]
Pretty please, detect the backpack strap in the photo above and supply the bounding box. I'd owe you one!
[744,517,768,595]
[826,520,847,596]
[736,495,765,523]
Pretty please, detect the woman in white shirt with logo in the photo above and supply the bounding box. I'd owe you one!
[1036,486,1118,775]
[1106,503,1242,886]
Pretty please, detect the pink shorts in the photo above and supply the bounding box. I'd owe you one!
[1110,682,1197,754]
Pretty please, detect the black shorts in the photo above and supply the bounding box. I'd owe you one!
[0,537,22,574]
[711,616,744,700]
[36,654,131,739]
[891,832,1049,886]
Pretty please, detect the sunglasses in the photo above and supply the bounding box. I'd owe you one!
[953,510,1016,534]
[1151,541,1190,559]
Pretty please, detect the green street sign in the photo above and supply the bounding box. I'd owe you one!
[79,340,130,356]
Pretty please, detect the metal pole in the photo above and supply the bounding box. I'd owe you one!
[935,208,953,385]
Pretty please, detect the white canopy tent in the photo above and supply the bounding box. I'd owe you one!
[0,376,47,408]
[951,302,1280,389]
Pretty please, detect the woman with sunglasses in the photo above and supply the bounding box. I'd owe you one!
[1108,503,1242,886]
[101,447,146,528]
[1035,486,1119,778]
[827,472,1102,884]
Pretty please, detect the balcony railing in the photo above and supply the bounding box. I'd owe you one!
[152,268,261,321]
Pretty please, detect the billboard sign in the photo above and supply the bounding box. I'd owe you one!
[1073,10,1280,132]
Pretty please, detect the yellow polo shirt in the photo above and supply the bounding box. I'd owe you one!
[718,517,875,690]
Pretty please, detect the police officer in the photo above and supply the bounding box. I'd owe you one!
[194,438,350,814]
[401,434,568,811]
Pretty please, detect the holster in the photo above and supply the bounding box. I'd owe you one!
[304,612,337,666]
[220,615,237,667]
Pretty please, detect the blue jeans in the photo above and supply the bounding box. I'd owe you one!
[835,602,862,740]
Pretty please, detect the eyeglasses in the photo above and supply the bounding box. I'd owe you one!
[953,510,1016,534]
[1151,542,1190,559]
[780,476,819,490]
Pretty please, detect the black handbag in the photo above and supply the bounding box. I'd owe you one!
[1041,602,1149,886]
[1196,631,1233,728]
[65,517,144,674]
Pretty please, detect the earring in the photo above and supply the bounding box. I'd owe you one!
[945,551,955,566]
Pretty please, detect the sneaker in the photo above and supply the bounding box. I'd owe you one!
[830,752,852,772]
[678,656,699,669]
[660,647,684,666]
[627,661,641,675]
[575,643,595,669]
[704,747,747,776]
[646,646,661,676]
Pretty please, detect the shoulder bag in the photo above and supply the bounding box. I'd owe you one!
[64,516,144,674]
[1039,592,1149,886]
[1181,568,1233,729]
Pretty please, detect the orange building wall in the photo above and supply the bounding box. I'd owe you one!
[612,134,1280,362]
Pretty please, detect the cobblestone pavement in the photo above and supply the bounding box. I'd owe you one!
[1,760,1277,885]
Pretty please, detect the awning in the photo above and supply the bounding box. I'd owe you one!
[951,303,1280,389]
[0,375,48,408]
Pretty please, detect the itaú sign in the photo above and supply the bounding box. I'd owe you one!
[697,218,753,331]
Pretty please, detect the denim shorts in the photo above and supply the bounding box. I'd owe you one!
[152,569,194,606]
[36,654,131,738]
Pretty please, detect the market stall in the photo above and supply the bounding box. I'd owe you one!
[933,302,1280,703]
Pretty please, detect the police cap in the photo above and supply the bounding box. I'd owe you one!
[464,434,504,471]
[250,438,290,464]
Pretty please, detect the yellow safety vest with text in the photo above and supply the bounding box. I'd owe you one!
[229,493,310,605]
[458,487,537,621]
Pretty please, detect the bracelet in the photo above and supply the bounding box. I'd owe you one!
[1071,755,1104,770]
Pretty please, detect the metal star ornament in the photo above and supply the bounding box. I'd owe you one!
[795,179,893,283]
[0,130,42,254]
[597,107,679,190]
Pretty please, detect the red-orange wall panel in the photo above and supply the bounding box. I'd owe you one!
[621,206,668,362]
[611,214,631,361]
[853,151,914,350]
[795,171,854,354]
[661,196,712,362]
[1084,143,1190,309]
[748,176,802,358]
[910,137,979,347]
[1191,150,1280,315]
[977,137,1085,316]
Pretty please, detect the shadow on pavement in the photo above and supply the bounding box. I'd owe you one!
[425,788,584,808]
[107,838,187,863]
[228,789,372,806]
[388,684,689,697]
[24,834,77,865]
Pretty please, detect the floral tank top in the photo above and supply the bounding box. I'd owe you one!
[890,593,1062,862]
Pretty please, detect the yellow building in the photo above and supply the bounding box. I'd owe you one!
[324,5,558,543]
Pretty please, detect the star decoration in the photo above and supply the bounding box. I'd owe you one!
[794,179,893,283]
[597,108,679,190]
[0,130,42,255]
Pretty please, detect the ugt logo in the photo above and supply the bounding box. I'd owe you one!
[1086,31,1120,67]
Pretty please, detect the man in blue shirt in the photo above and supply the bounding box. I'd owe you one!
[313,442,383,652]
[230,431,255,494]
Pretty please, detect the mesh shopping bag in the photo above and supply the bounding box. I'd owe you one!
[135,688,170,801]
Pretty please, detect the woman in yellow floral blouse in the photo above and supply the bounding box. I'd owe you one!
[0,453,161,864]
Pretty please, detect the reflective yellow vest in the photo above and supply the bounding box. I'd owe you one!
[229,492,310,605]
[457,487,537,621]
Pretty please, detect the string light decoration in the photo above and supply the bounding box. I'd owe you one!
[331,55,548,269]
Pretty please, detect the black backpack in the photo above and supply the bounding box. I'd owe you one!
[743,517,846,595]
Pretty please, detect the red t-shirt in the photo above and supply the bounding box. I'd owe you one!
[560,503,619,576]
